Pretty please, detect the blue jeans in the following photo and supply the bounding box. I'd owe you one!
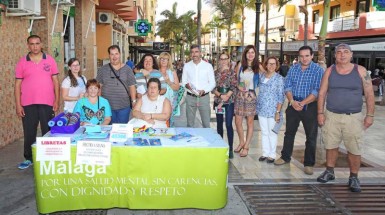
[215,103,234,151]
[281,101,318,166]
[111,106,131,124]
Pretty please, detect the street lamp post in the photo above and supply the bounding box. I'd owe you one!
[255,0,262,52]
[279,26,286,64]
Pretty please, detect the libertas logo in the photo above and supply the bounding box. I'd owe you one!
[40,161,107,177]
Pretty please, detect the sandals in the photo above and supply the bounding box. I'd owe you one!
[234,144,245,153]
[240,147,249,157]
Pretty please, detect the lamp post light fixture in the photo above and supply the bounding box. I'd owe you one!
[255,0,262,53]
[279,26,286,64]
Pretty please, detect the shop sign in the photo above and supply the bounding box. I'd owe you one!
[135,19,152,36]
[266,41,318,52]
[350,42,385,51]
[373,0,385,11]
[153,42,170,51]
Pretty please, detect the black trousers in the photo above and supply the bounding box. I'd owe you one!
[22,104,54,161]
[280,101,318,167]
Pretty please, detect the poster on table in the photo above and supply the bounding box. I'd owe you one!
[36,137,71,161]
[76,141,111,166]
[109,123,133,143]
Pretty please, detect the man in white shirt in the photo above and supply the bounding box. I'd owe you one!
[182,45,216,128]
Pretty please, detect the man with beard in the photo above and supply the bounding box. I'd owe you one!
[182,45,215,128]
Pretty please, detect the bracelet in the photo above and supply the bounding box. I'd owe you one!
[366,114,374,117]
[276,111,280,113]
[318,112,324,115]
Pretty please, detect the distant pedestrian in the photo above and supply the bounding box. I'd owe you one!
[274,45,324,177]
[292,58,298,65]
[279,60,289,77]
[15,35,60,170]
[126,56,134,69]
[182,44,216,128]
[317,43,375,192]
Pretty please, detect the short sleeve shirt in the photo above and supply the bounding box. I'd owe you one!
[61,76,87,112]
[15,53,58,106]
[96,64,136,110]
[135,70,166,94]
[73,96,112,125]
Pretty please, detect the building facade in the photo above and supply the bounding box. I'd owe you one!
[0,0,156,147]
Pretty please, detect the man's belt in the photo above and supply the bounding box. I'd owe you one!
[329,110,361,115]
[187,92,209,97]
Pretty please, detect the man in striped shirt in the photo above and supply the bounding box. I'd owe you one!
[96,45,136,124]
[274,46,324,176]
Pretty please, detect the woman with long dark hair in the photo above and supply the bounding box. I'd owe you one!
[134,54,166,98]
[61,58,87,112]
[234,45,260,157]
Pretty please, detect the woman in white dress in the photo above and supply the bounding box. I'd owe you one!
[61,58,87,112]
[132,78,172,128]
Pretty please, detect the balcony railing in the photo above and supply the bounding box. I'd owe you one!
[314,15,359,34]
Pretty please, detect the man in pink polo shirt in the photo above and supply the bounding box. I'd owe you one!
[14,35,60,170]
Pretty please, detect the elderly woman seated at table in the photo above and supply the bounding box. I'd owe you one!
[131,78,171,128]
[73,79,112,125]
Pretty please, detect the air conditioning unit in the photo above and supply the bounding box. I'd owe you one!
[7,0,41,15]
[50,0,75,6]
[98,12,112,24]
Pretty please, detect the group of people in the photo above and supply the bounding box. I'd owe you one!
[208,43,374,193]
[14,35,181,170]
[15,34,375,193]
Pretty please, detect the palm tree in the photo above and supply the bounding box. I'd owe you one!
[201,24,212,53]
[197,0,202,47]
[210,0,239,53]
[277,0,329,69]
[234,0,256,49]
[317,0,330,70]
[207,15,226,67]
[157,2,195,62]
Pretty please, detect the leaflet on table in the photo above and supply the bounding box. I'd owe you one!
[36,137,71,161]
[170,132,193,141]
[109,124,133,143]
[76,140,111,166]
[151,128,176,136]
[132,138,162,146]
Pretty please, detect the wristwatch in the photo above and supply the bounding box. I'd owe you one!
[132,99,137,103]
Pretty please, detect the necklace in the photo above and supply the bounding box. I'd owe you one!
[247,66,252,71]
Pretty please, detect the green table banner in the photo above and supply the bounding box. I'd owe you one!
[33,145,228,213]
